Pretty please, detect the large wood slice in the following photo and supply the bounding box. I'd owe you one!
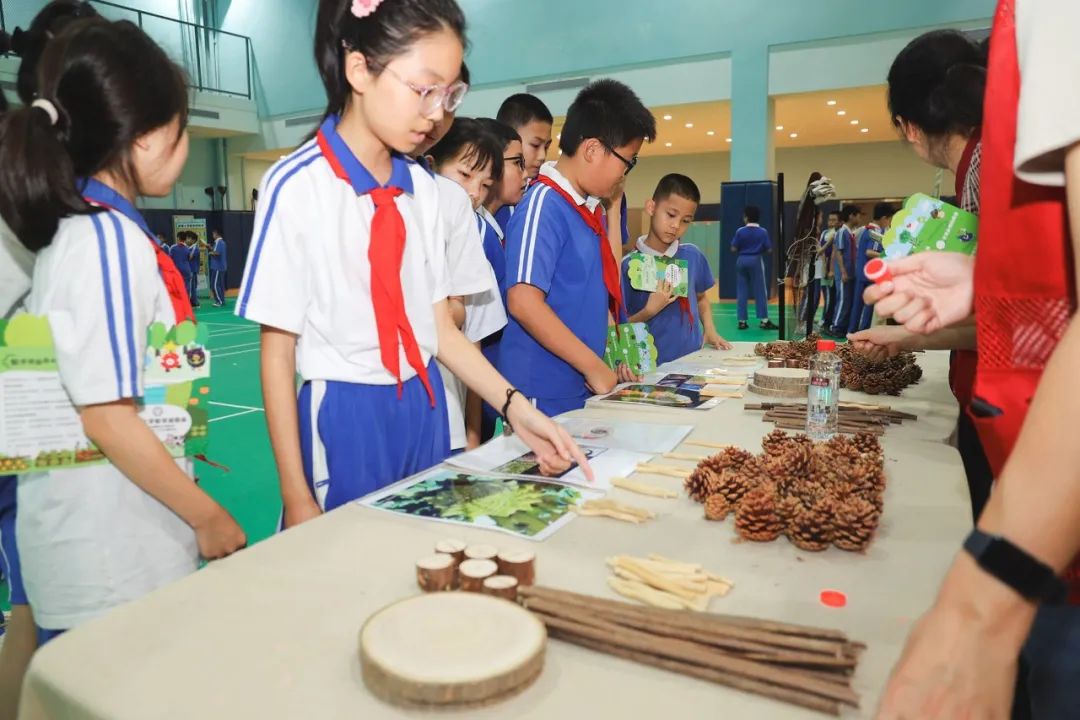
[360,592,546,707]
[749,368,811,399]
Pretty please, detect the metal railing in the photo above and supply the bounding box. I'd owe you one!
[1,0,253,100]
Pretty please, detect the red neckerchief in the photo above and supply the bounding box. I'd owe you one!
[534,174,626,324]
[84,199,194,325]
[972,0,1077,600]
[316,130,435,406]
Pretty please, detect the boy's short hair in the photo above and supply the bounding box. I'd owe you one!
[427,117,504,180]
[559,79,656,157]
[873,202,896,220]
[841,204,862,221]
[827,209,841,218]
[496,93,553,129]
[478,117,522,148]
[652,173,701,205]
[744,205,761,223]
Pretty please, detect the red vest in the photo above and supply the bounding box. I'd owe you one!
[973,0,1076,598]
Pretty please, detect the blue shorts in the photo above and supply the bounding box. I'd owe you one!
[297,361,451,513]
[531,393,590,418]
[0,475,27,606]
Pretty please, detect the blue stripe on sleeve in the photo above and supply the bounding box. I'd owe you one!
[91,213,125,398]
[106,212,139,397]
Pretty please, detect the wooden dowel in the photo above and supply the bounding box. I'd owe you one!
[635,463,691,479]
[552,631,843,717]
[684,440,737,450]
[661,452,709,461]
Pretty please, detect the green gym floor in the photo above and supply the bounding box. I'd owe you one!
[0,300,789,611]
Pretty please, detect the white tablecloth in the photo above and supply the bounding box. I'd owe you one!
[20,345,970,719]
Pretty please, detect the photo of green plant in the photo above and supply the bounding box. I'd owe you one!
[365,470,591,540]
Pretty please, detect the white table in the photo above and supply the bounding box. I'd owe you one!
[20,345,971,719]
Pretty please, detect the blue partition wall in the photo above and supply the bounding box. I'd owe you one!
[718,181,778,300]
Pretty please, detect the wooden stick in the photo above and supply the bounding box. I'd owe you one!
[607,577,689,610]
[700,389,744,399]
[611,477,679,498]
[573,506,648,524]
[704,378,748,386]
[551,631,843,716]
[661,452,709,462]
[684,440,737,450]
[635,463,691,479]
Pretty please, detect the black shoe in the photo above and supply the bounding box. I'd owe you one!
[760,320,779,330]
[738,321,749,330]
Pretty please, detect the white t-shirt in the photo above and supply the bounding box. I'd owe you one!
[0,217,33,318]
[237,137,451,385]
[1015,0,1080,187]
[18,209,198,630]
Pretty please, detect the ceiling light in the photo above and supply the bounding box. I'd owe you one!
[663,114,672,120]
[556,133,561,139]
[664,142,673,147]
[684,122,694,128]
[850,120,859,125]
[725,137,732,143]
[837,110,847,116]
[789,133,798,138]
[706,130,716,136]
[860,128,869,133]
[775,125,784,131]
[827,100,837,106]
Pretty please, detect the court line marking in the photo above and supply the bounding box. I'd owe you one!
[199,321,252,328]
[214,348,261,359]
[213,341,262,353]
[209,401,264,412]
[209,409,262,423]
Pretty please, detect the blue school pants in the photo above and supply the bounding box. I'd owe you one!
[210,270,226,305]
[735,254,769,322]
[847,278,874,334]
[0,476,26,607]
[830,278,854,332]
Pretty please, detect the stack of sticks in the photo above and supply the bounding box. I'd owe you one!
[746,402,917,436]
[520,586,862,716]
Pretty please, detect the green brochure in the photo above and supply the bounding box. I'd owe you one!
[882,193,979,260]
[0,315,211,474]
[626,252,690,297]
[604,323,658,376]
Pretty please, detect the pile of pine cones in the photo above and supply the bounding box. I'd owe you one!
[688,429,884,553]
[754,335,922,396]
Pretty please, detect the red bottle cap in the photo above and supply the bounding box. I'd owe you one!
[864,257,893,284]
[817,339,837,352]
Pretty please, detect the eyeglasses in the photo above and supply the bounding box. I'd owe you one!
[504,154,526,171]
[602,142,638,176]
[382,65,469,116]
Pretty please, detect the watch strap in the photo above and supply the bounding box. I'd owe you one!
[963,529,1066,604]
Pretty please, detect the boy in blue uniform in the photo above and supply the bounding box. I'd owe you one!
[498,79,656,415]
[186,232,201,308]
[826,204,862,337]
[208,229,228,307]
[731,206,779,330]
[847,202,893,334]
[803,210,840,329]
[168,233,191,296]
[622,174,731,363]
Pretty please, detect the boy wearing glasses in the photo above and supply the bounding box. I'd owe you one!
[622,174,732,363]
[498,79,656,415]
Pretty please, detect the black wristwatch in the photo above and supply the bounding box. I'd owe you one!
[963,529,1067,604]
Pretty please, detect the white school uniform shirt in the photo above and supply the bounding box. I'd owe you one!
[236,134,451,385]
[0,217,33,318]
[466,208,508,343]
[18,208,198,630]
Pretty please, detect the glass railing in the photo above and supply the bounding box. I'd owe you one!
[1,0,252,99]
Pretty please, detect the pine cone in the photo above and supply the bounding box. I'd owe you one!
[861,374,885,396]
[718,460,764,508]
[852,433,883,460]
[685,464,722,504]
[754,343,767,356]
[786,494,836,551]
[762,429,794,455]
[833,496,881,552]
[704,494,731,521]
[735,483,784,542]
[765,444,813,499]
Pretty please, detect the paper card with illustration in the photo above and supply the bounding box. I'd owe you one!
[557,417,693,455]
[589,375,724,411]
[882,193,979,260]
[360,468,603,542]
[626,252,690,297]
[0,315,211,474]
[604,323,658,376]
[447,434,651,491]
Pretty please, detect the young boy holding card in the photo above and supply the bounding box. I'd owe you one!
[498,79,656,415]
[622,174,731,364]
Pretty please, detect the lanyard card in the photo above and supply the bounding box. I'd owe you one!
[882,193,979,260]
[626,252,690,297]
[0,315,211,474]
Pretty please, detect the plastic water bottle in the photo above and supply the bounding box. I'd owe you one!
[806,339,842,440]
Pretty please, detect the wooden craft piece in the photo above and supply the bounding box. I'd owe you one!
[700,388,744,399]
[416,554,457,593]
[464,544,499,562]
[684,440,736,450]
[459,559,498,592]
[496,550,536,587]
[705,377,747,386]
[483,575,520,602]
[661,452,708,462]
[611,477,679,498]
[635,463,691,479]
[434,538,467,564]
[749,368,810,399]
[574,499,655,524]
[360,593,546,707]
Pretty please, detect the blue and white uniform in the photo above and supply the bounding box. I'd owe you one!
[209,236,227,306]
[731,223,772,323]
[18,179,199,634]
[498,163,609,416]
[237,115,452,510]
[847,223,883,334]
[622,237,715,364]
[476,207,509,439]
[168,240,190,283]
[187,242,201,307]
[830,224,858,333]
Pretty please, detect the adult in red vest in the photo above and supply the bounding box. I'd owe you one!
[872,2,1080,717]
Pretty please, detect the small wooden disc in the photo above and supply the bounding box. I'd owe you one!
[434,538,467,563]
[459,559,499,592]
[750,368,811,398]
[464,543,499,562]
[360,593,546,707]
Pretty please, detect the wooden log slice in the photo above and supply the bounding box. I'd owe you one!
[416,554,457,592]
[434,538,467,564]
[459,559,499,592]
[360,593,546,707]
[483,575,520,602]
[748,384,810,399]
[496,550,536,587]
[464,543,499,562]
[753,368,811,390]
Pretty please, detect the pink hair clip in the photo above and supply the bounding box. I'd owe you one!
[351,0,383,18]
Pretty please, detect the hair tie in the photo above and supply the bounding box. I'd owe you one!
[351,0,384,19]
[31,98,59,126]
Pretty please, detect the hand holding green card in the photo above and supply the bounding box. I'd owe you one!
[626,252,690,297]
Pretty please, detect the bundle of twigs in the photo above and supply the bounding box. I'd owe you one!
[520,586,863,716]
[746,401,917,436]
